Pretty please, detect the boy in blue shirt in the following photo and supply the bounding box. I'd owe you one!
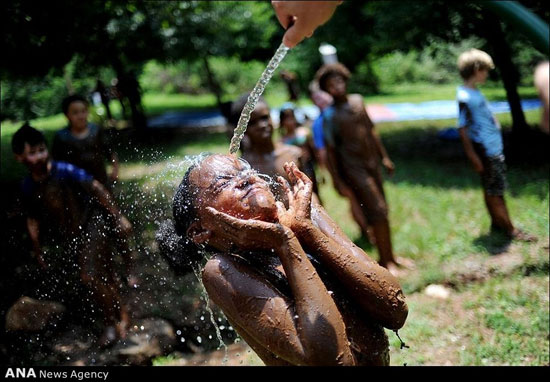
[456,49,535,241]
[12,123,133,346]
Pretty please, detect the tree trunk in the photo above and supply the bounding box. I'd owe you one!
[479,10,528,134]
[112,58,147,135]
[202,56,223,110]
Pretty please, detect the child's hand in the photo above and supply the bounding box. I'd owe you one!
[276,162,313,233]
[109,169,119,183]
[117,215,133,237]
[382,157,395,177]
[202,207,293,251]
[472,157,484,174]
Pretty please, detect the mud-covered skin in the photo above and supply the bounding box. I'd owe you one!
[326,94,389,223]
[185,155,407,365]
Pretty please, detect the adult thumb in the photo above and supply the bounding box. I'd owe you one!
[283,22,312,48]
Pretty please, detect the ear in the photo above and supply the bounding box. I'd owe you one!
[186,221,211,245]
[14,154,24,163]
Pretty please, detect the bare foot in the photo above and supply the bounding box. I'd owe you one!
[509,229,537,243]
[394,256,415,270]
[383,261,410,278]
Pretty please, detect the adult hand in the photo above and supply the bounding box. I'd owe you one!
[202,207,292,251]
[276,162,313,232]
[272,1,342,48]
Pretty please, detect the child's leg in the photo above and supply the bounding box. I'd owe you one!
[341,186,375,244]
[484,192,514,234]
[370,218,395,266]
[80,216,127,344]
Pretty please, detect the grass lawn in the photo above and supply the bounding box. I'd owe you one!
[1,85,548,366]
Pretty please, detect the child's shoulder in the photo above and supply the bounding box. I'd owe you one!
[348,94,364,105]
[457,85,475,102]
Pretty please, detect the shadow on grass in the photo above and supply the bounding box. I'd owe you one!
[352,234,375,252]
[381,124,549,198]
[472,231,512,255]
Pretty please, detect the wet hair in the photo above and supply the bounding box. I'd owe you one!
[156,162,205,274]
[11,122,46,154]
[279,106,297,135]
[315,63,351,92]
[158,153,250,274]
[457,49,495,80]
[228,93,266,127]
[61,94,89,115]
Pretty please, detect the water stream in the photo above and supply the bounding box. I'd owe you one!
[228,42,290,155]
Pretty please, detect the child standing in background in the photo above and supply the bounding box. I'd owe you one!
[315,63,412,276]
[456,49,536,242]
[52,94,119,191]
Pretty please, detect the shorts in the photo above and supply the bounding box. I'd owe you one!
[473,143,507,196]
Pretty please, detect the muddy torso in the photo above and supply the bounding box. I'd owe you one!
[330,95,380,173]
[233,252,389,366]
[23,176,91,240]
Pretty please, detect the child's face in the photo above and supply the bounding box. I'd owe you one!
[473,68,489,84]
[281,111,298,132]
[246,102,273,144]
[65,101,89,131]
[191,155,278,225]
[325,75,347,99]
[16,142,49,173]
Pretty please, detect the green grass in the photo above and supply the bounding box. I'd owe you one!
[364,83,539,104]
[388,273,549,366]
[2,85,548,366]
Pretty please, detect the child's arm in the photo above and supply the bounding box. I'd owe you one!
[26,217,47,269]
[325,144,347,196]
[201,207,356,365]
[458,127,484,173]
[357,96,394,175]
[372,128,394,176]
[278,163,407,329]
[88,179,132,236]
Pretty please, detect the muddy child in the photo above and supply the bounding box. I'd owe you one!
[315,63,412,276]
[158,154,408,365]
[456,49,536,242]
[228,94,304,191]
[13,123,132,346]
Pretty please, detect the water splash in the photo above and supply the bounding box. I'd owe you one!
[191,262,229,364]
[228,43,290,155]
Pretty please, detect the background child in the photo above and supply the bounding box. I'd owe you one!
[52,94,119,190]
[315,63,412,276]
[456,49,536,242]
[12,123,133,347]
[279,103,320,198]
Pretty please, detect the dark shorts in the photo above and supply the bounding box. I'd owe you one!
[473,143,507,196]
